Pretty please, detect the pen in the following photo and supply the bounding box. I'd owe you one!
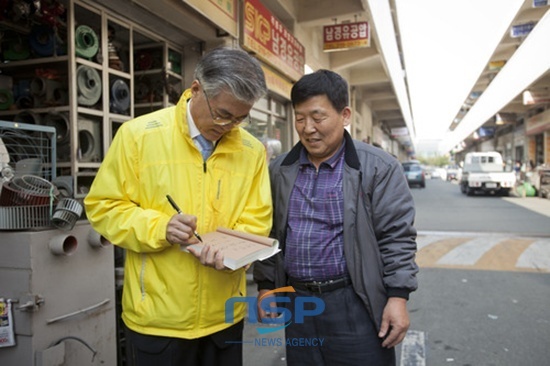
[166,194,203,242]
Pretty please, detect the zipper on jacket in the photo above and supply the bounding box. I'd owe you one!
[203,161,207,173]
[140,254,146,300]
[356,170,378,327]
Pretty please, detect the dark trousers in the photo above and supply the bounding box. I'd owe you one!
[124,321,244,366]
[285,285,395,366]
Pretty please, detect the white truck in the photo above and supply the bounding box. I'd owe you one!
[460,151,516,196]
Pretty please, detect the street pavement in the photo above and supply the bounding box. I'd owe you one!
[243,272,286,366]
[502,195,550,218]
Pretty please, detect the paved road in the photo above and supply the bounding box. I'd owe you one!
[401,179,550,366]
[412,180,550,236]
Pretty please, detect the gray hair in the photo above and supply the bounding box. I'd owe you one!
[194,47,267,104]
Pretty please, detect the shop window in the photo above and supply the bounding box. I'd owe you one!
[246,94,292,157]
[247,109,269,139]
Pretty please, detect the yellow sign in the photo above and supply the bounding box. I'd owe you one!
[208,0,236,19]
[184,0,237,37]
[261,65,292,100]
[488,60,506,70]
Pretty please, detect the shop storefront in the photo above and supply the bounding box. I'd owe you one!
[526,109,550,166]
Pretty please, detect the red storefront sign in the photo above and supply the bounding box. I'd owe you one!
[323,22,370,51]
[243,0,305,82]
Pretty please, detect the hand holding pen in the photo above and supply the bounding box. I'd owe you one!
[166,195,203,243]
[166,195,225,270]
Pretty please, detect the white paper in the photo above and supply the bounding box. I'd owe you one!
[0,298,16,347]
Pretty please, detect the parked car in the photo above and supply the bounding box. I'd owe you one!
[402,161,425,188]
[445,164,461,181]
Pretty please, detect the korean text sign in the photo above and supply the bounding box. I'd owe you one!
[323,21,370,51]
[243,0,305,82]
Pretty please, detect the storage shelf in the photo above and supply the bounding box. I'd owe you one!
[0,0,184,197]
[108,113,132,121]
[0,55,69,68]
[76,57,103,70]
[134,69,182,80]
[108,68,131,79]
[0,106,71,116]
[135,102,164,109]
[166,70,182,80]
[77,107,104,117]
[76,163,101,169]
[134,69,163,76]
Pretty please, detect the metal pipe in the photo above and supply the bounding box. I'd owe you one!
[46,299,110,324]
[49,234,78,256]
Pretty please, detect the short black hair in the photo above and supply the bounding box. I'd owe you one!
[290,69,349,112]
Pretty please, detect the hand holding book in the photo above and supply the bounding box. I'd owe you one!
[186,243,226,270]
[182,227,280,270]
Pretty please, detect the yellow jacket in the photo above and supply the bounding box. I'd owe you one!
[84,89,272,339]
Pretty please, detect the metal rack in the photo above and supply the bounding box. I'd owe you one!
[0,120,57,181]
[0,121,58,230]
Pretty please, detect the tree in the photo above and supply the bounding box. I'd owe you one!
[417,155,450,167]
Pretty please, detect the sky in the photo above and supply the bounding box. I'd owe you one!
[394,0,528,153]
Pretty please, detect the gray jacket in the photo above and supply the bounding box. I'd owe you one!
[253,131,419,329]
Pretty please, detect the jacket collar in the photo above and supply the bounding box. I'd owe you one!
[178,89,244,153]
[282,129,360,170]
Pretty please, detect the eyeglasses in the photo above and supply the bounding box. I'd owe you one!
[200,82,250,127]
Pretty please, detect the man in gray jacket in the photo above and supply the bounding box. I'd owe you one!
[253,69,418,365]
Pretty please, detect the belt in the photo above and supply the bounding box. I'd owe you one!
[288,276,352,294]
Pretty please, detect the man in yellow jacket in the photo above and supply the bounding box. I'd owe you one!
[84,47,272,366]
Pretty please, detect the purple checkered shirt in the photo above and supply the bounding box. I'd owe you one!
[284,141,348,281]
